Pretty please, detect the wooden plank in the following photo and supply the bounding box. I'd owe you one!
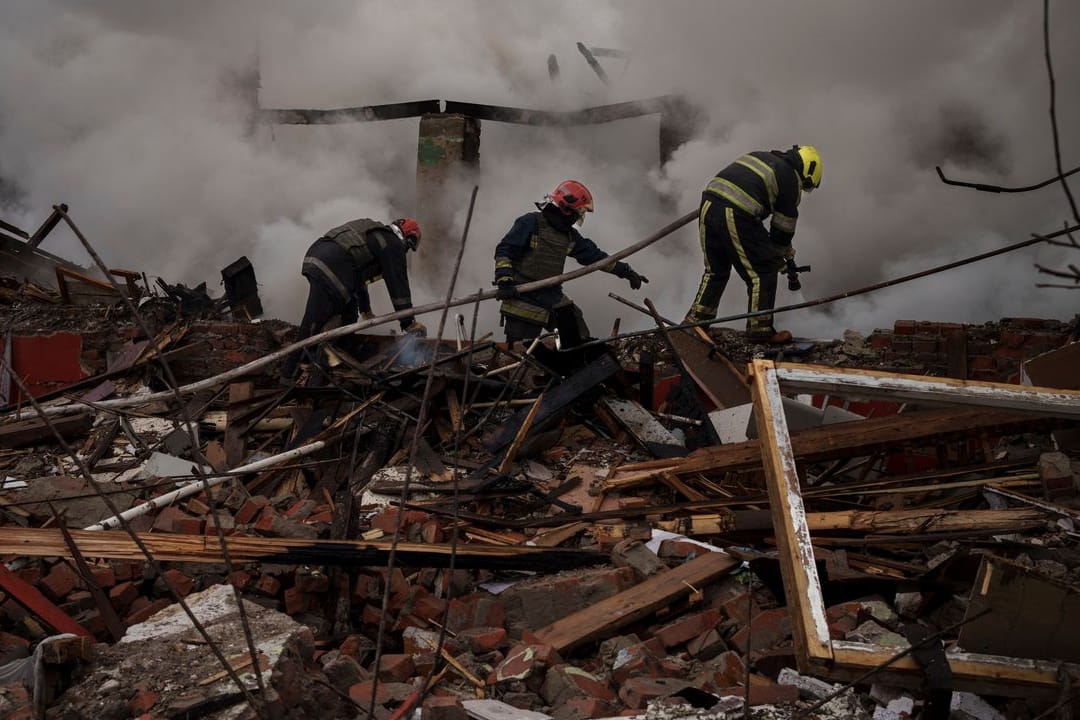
[0,413,92,449]
[667,328,750,409]
[830,642,1069,696]
[750,359,832,669]
[0,528,604,572]
[0,564,90,637]
[599,397,685,458]
[531,550,738,653]
[774,362,1080,417]
[484,354,620,453]
[497,391,545,475]
[604,406,1058,490]
[225,381,254,468]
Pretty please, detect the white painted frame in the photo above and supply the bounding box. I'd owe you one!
[751,360,1080,695]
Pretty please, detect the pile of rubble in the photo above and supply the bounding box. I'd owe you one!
[1,287,1079,719]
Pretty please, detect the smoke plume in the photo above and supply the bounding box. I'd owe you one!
[1,1,1077,338]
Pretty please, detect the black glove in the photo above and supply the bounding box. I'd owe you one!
[495,282,518,301]
[624,267,648,290]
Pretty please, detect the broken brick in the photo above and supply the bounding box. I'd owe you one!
[618,676,692,710]
[540,664,614,707]
[162,569,194,597]
[729,608,792,654]
[456,626,507,654]
[128,684,160,715]
[376,653,415,682]
[493,644,563,683]
[653,608,720,648]
[41,562,80,601]
[421,695,467,720]
[236,496,270,525]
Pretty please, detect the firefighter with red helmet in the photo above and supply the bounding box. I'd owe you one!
[493,180,648,345]
[282,217,425,382]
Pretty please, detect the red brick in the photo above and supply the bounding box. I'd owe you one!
[446,595,505,632]
[184,497,211,516]
[377,653,415,682]
[412,594,447,622]
[254,508,279,533]
[153,506,192,534]
[421,520,444,544]
[125,598,171,626]
[729,608,792,654]
[361,604,387,629]
[708,651,746,687]
[173,517,205,534]
[493,644,563,683]
[252,574,281,597]
[687,628,726,660]
[618,676,691,710]
[611,643,661,685]
[352,574,380,602]
[284,499,316,521]
[656,539,703,561]
[421,695,467,720]
[235,496,270,525]
[162,569,194,597]
[653,608,720,648]
[204,513,236,535]
[307,510,334,524]
[227,570,252,590]
[968,355,995,370]
[283,587,312,615]
[893,320,917,335]
[293,572,329,594]
[456,626,507,654]
[348,680,414,708]
[868,333,892,349]
[41,562,80,601]
[128,684,160,714]
[109,581,139,612]
[88,565,115,589]
[541,664,615,706]
[721,590,761,624]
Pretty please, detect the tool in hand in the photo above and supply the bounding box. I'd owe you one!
[785,258,812,292]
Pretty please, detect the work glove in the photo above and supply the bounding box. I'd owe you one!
[404,320,427,338]
[781,245,796,261]
[623,267,649,291]
[495,282,518,301]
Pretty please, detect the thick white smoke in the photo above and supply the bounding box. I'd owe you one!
[0,1,1077,338]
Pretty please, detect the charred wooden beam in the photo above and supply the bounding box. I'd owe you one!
[259,99,441,124]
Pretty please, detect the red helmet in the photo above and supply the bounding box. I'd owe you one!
[393,218,422,251]
[547,180,594,225]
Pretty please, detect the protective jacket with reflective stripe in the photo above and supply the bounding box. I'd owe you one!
[704,150,801,246]
[305,218,414,322]
[493,208,612,324]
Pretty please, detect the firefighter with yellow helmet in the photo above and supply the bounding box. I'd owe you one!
[685,145,822,344]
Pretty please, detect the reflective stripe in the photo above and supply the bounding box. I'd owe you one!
[772,211,797,234]
[735,154,778,208]
[302,256,351,303]
[495,258,513,269]
[726,206,769,331]
[390,296,411,307]
[500,297,550,324]
[705,177,764,217]
[690,199,718,317]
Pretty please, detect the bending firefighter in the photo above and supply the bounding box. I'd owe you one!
[493,180,648,346]
[282,217,426,382]
[685,145,822,344]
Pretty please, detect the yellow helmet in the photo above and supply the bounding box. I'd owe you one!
[794,145,822,191]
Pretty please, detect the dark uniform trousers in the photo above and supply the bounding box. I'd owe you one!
[690,198,787,334]
[281,239,359,381]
